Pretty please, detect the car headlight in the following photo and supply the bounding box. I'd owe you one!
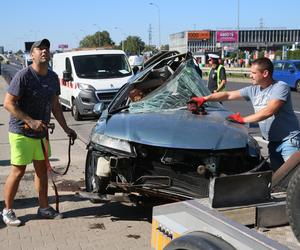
[78,83,95,91]
[91,133,133,154]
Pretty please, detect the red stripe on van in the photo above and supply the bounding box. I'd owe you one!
[59,78,77,89]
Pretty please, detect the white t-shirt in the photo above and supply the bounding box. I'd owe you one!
[239,81,300,141]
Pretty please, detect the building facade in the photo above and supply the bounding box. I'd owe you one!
[169,28,300,55]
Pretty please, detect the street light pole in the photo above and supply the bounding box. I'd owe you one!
[149,2,161,49]
[115,27,125,51]
[236,0,240,62]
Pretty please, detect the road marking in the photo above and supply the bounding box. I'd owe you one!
[253,136,268,144]
[294,111,300,114]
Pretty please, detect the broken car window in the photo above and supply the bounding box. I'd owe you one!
[128,60,222,113]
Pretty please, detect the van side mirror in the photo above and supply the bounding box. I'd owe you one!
[63,71,73,81]
[132,66,139,75]
[93,102,105,115]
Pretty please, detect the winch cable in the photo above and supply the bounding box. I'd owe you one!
[40,123,75,212]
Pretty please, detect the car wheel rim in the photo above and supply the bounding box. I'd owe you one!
[87,152,98,191]
[72,103,76,115]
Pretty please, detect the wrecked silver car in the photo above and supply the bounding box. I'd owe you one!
[85,52,265,200]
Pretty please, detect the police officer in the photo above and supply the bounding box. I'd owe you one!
[207,54,227,93]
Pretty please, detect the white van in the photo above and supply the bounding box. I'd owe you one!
[52,49,133,120]
[23,53,33,67]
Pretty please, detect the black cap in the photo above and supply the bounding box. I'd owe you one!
[30,39,50,53]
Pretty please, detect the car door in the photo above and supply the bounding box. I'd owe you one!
[59,57,73,108]
[273,61,285,83]
[282,62,297,88]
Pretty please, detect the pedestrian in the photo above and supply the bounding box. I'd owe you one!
[188,57,300,172]
[2,39,77,226]
[207,54,227,93]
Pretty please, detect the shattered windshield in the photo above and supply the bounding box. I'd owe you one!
[128,60,222,113]
[73,54,132,79]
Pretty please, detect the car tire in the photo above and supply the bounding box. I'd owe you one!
[85,150,109,194]
[164,231,235,250]
[295,80,300,93]
[71,99,82,121]
[286,167,300,242]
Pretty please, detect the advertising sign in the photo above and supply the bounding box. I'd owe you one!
[216,30,238,43]
[188,31,210,40]
[58,44,68,49]
[25,42,34,52]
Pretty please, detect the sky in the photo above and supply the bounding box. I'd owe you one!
[2,0,300,52]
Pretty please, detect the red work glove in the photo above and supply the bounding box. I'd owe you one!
[188,97,207,107]
[226,112,245,124]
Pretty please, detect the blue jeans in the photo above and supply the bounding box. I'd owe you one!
[268,135,300,171]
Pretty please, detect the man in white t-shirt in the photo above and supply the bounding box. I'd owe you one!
[188,57,300,172]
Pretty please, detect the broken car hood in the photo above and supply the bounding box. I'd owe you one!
[94,109,249,150]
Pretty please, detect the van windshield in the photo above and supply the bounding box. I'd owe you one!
[73,54,132,79]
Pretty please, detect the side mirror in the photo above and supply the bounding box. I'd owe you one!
[93,102,105,115]
[63,71,73,81]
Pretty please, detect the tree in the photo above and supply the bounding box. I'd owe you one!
[16,50,23,55]
[79,31,115,48]
[160,44,169,51]
[124,36,145,55]
[143,45,158,55]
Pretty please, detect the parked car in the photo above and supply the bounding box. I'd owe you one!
[85,51,266,200]
[273,60,300,92]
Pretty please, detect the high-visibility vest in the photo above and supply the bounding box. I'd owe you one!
[208,65,226,91]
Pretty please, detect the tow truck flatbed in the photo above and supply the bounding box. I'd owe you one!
[151,193,300,249]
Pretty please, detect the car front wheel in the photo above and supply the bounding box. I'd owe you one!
[85,149,109,194]
[72,99,82,121]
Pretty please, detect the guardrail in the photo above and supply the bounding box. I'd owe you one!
[201,67,251,77]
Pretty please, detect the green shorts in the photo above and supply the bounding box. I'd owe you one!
[9,132,51,166]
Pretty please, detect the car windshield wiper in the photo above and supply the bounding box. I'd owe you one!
[108,105,130,115]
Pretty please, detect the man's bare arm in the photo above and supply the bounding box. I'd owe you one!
[205,90,244,102]
[51,95,69,132]
[51,95,77,139]
[243,99,285,123]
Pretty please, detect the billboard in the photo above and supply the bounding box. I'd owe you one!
[58,44,68,49]
[216,30,238,43]
[188,31,210,40]
[25,42,34,52]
